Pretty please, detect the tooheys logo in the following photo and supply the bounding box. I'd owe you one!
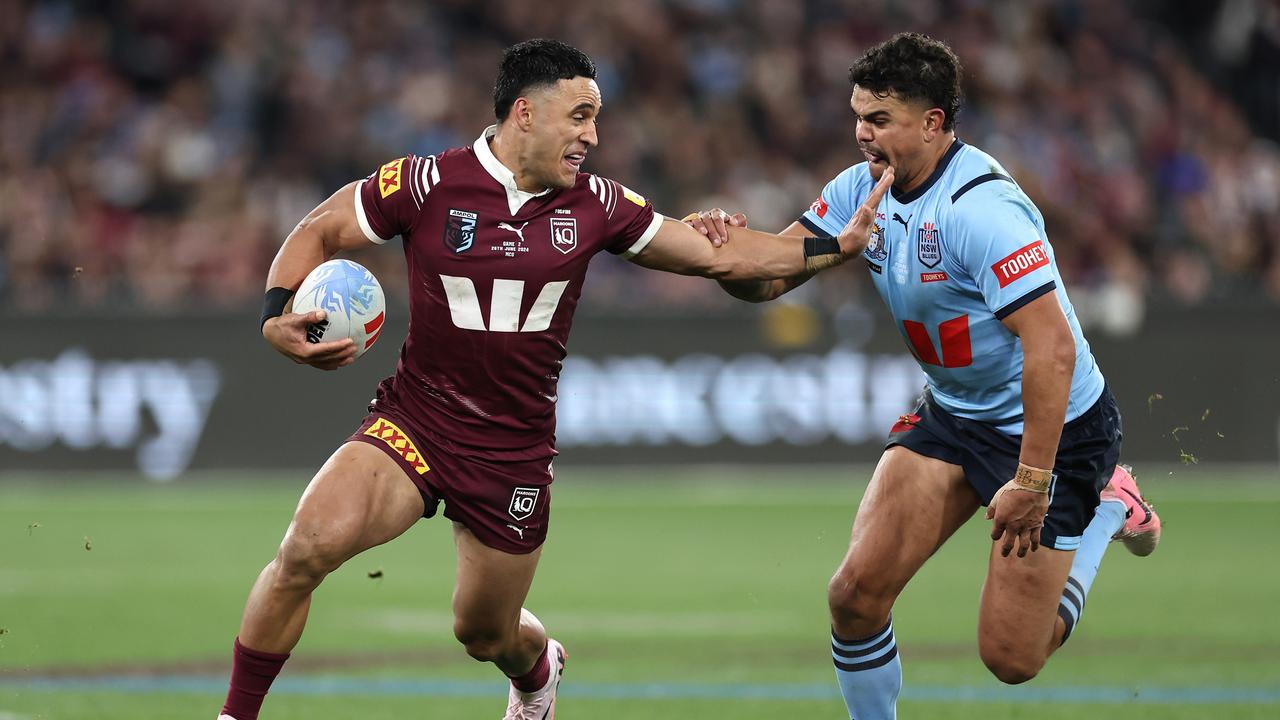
[991,240,1049,288]
[379,158,405,198]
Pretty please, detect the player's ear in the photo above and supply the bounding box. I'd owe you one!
[923,108,946,141]
[511,96,535,132]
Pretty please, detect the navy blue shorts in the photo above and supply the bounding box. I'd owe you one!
[887,387,1122,551]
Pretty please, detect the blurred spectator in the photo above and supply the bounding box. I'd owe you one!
[2,0,1279,329]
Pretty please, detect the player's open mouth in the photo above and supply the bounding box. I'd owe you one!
[863,149,887,165]
[563,153,585,170]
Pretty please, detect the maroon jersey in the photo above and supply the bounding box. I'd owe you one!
[354,126,662,459]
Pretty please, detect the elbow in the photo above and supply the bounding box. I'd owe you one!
[724,283,774,303]
[700,255,739,281]
[1050,335,1076,377]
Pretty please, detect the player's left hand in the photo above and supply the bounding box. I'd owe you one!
[836,166,894,256]
[680,208,748,247]
[986,480,1050,558]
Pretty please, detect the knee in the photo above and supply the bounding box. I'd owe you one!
[273,531,350,591]
[980,647,1044,685]
[827,565,895,629]
[453,621,510,663]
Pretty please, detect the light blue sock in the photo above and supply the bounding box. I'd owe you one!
[832,619,901,720]
[1058,499,1126,643]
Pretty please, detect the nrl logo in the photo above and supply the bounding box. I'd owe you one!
[508,487,540,521]
[550,217,578,254]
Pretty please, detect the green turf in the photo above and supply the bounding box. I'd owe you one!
[1,464,1277,719]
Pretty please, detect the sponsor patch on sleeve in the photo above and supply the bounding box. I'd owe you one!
[810,197,829,218]
[621,184,647,207]
[991,240,1050,288]
[379,158,406,198]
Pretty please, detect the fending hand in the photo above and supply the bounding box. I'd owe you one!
[681,208,748,247]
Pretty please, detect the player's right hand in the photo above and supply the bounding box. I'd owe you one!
[262,310,357,371]
[681,208,748,247]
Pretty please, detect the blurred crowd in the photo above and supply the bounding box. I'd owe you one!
[2,0,1279,326]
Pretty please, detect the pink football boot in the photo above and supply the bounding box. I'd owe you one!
[1101,464,1161,556]
[504,639,566,720]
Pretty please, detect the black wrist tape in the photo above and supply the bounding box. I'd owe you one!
[260,287,295,330]
[804,236,841,257]
[803,236,842,271]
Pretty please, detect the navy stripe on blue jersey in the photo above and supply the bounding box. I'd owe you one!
[891,140,965,204]
[951,172,1015,203]
[798,216,828,236]
[993,280,1056,320]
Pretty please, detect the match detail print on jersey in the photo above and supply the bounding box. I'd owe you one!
[363,417,430,475]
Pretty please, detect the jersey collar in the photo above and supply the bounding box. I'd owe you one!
[890,138,964,205]
[474,125,553,216]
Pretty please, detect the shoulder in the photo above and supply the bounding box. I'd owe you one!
[392,146,475,207]
[823,162,874,197]
[944,146,1040,226]
[580,173,650,218]
[427,146,475,182]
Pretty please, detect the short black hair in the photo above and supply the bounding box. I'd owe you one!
[848,33,963,131]
[493,39,597,121]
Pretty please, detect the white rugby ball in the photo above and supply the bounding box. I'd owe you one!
[291,259,387,359]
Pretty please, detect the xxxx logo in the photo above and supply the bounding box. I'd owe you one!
[364,417,429,475]
[379,158,405,198]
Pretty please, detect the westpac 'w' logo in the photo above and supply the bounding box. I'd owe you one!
[439,275,569,332]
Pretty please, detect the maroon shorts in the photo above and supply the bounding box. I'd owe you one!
[347,411,553,554]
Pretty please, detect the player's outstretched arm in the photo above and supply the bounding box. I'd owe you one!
[681,212,814,303]
[633,167,893,287]
[261,182,374,371]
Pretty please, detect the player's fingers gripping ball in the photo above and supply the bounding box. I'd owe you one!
[291,259,388,360]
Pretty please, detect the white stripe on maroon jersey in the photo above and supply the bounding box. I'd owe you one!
[409,156,425,208]
[426,155,440,189]
[605,179,618,217]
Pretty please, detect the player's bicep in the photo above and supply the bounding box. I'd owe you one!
[999,290,1068,339]
[296,182,380,256]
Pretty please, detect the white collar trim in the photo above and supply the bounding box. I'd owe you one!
[474,125,553,216]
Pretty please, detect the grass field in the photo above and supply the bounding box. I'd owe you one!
[2,464,1278,719]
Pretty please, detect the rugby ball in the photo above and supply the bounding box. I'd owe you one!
[291,259,386,359]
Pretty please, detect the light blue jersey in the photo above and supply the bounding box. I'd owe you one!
[801,140,1104,433]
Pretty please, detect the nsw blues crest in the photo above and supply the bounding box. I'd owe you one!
[917,222,942,268]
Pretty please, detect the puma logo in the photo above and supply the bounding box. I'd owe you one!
[892,212,912,233]
[506,524,526,540]
[498,221,529,243]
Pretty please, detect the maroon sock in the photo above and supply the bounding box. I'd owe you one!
[507,644,550,693]
[221,637,290,720]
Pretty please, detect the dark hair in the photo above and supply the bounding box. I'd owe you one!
[848,33,963,131]
[493,39,597,120]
